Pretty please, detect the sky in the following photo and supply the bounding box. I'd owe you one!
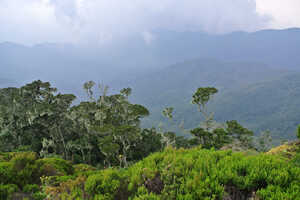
[0,0,299,45]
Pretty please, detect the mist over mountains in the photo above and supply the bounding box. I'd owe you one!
[1,28,300,139]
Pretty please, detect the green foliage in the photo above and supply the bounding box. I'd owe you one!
[74,164,96,175]
[32,192,47,200]
[0,184,19,200]
[94,148,300,200]
[192,87,218,109]
[1,147,300,199]
[0,162,14,184]
[84,169,126,199]
[291,152,300,167]
[36,157,74,177]
[23,184,40,193]
[190,120,254,150]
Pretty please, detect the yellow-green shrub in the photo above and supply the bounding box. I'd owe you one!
[35,157,74,177]
[0,162,14,184]
[84,169,127,199]
[74,164,96,176]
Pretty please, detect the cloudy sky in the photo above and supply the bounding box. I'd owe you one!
[0,0,299,45]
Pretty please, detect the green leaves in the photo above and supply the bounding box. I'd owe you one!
[192,87,218,109]
[162,107,174,120]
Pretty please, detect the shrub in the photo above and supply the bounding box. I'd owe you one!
[0,153,11,162]
[0,162,14,184]
[43,176,87,199]
[32,192,47,200]
[0,184,19,200]
[23,184,40,193]
[291,152,300,167]
[84,169,127,199]
[125,147,300,200]
[74,164,96,175]
[10,152,39,187]
[36,157,74,177]
[10,152,37,171]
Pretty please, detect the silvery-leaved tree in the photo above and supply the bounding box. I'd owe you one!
[0,80,76,156]
[75,82,149,167]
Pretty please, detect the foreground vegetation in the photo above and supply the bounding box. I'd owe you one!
[0,146,300,200]
[0,80,300,199]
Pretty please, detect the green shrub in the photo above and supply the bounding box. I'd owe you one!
[40,175,76,187]
[0,162,14,184]
[23,184,40,193]
[10,152,37,170]
[74,164,96,175]
[85,169,127,199]
[125,147,300,200]
[10,152,39,187]
[291,152,300,167]
[0,184,19,200]
[32,192,47,200]
[36,157,74,177]
[43,176,87,199]
[40,175,75,187]
[0,153,11,162]
[132,186,161,200]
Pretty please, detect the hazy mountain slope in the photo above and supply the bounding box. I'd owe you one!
[1,28,300,89]
[213,73,300,139]
[140,28,300,69]
[128,59,297,140]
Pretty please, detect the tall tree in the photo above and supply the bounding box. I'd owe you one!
[192,87,218,131]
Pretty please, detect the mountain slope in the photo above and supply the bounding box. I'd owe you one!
[213,73,300,139]
[129,59,298,140]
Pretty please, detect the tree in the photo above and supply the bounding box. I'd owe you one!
[225,120,254,149]
[76,82,150,167]
[0,80,76,154]
[190,87,254,150]
[192,87,218,131]
[256,130,273,152]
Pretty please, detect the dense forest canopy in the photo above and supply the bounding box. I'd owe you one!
[0,80,268,167]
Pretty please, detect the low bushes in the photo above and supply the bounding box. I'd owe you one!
[0,184,19,200]
[85,169,127,199]
[1,148,300,199]
[36,157,74,177]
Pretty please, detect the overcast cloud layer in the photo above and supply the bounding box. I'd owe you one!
[0,0,299,45]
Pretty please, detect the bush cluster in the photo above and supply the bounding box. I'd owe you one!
[0,152,73,199]
[41,147,300,200]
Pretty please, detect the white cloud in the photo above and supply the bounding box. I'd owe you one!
[256,0,300,29]
[0,0,298,45]
[0,0,74,44]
